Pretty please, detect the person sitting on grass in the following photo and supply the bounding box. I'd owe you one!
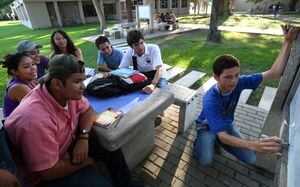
[193,24,300,165]
[95,36,124,77]
[50,29,83,61]
[16,40,49,79]
[1,53,37,118]
[119,30,168,93]
[5,54,144,187]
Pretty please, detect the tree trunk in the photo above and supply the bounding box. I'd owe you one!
[92,0,107,31]
[218,0,231,17]
[289,0,298,11]
[126,0,133,22]
[207,0,221,43]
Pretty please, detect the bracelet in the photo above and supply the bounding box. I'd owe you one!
[78,137,89,141]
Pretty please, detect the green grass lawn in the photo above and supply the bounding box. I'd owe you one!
[177,14,300,29]
[0,14,296,106]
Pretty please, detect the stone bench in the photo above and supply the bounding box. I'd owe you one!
[103,28,121,39]
[158,22,179,31]
[168,84,199,133]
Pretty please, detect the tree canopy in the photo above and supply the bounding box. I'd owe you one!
[0,0,13,9]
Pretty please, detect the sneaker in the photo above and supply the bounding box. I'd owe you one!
[214,142,223,154]
[155,116,162,127]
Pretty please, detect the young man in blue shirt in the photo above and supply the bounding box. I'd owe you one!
[194,25,299,165]
[95,36,123,73]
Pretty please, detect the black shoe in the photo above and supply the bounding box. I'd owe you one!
[214,142,223,154]
[155,116,162,127]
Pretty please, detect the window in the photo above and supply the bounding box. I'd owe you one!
[121,2,125,11]
[104,3,116,15]
[172,0,178,8]
[160,0,168,9]
[131,0,143,10]
[181,0,187,8]
[82,2,97,17]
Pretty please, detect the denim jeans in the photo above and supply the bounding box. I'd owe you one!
[40,133,131,187]
[157,78,168,90]
[40,167,112,187]
[0,128,21,182]
[193,124,256,165]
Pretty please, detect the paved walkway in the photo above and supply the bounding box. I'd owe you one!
[82,20,284,47]
[133,90,274,186]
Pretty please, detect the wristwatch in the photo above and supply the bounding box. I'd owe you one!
[80,129,90,135]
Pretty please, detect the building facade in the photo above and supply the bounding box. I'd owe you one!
[13,0,190,29]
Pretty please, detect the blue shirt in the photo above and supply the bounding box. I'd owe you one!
[97,47,123,70]
[196,74,263,134]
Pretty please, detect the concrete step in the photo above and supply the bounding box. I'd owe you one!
[197,77,216,94]
[173,70,206,88]
[238,89,253,104]
[166,66,186,81]
[164,64,172,70]
[258,86,277,111]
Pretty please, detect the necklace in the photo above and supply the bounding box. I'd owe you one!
[217,84,235,118]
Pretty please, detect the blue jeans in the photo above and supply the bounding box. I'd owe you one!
[40,167,112,187]
[157,78,168,90]
[41,133,131,187]
[0,128,21,183]
[193,124,256,165]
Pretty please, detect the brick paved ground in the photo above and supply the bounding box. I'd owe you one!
[134,95,275,187]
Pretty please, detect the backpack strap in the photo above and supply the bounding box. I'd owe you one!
[132,56,138,70]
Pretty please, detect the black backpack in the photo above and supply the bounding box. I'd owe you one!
[86,77,153,98]
[87,77,123,98]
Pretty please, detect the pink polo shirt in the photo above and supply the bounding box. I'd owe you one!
[5,84,89,186]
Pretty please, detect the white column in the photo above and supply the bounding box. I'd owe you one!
[78,0,86,24]
[53,1,62,27]
[169,0,172,11]
[178,0,181,14]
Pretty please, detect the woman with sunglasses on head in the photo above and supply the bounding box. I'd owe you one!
[1,53,37,118]
[50,29,83,61]
[16,40,49,79]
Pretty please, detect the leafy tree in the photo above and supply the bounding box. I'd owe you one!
[207,0,222,43]
[207,0,231,43]
[0,0,13,9]
[92,0,107,31]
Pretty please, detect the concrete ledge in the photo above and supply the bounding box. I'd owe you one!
[168,84,199,133]
[92,89,174,151]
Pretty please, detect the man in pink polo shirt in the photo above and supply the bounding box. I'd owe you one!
[5,54,143,187]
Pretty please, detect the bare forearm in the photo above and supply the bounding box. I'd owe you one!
[153,66,163,85]
[218,133,254,150]
[97,65,112,72]
[38,158,92,180]
[78,106,94,132]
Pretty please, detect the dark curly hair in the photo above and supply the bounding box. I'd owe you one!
[0,52,29,76]
[50,29,77,58]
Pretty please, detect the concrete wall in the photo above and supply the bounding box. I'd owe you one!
[25,2,51,28]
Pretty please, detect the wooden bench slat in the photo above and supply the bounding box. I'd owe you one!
[238,89,253,104]
[174,70,206,88]
[197,77,216,94]
[166,67,185,81]
[258,86,277,111]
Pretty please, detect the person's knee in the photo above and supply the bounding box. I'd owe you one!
[0,169,21,187]
[241,152,256,164]
[193,146,213,166]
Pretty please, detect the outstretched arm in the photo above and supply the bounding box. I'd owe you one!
[262,25,300,83]
[218,132,282,155]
